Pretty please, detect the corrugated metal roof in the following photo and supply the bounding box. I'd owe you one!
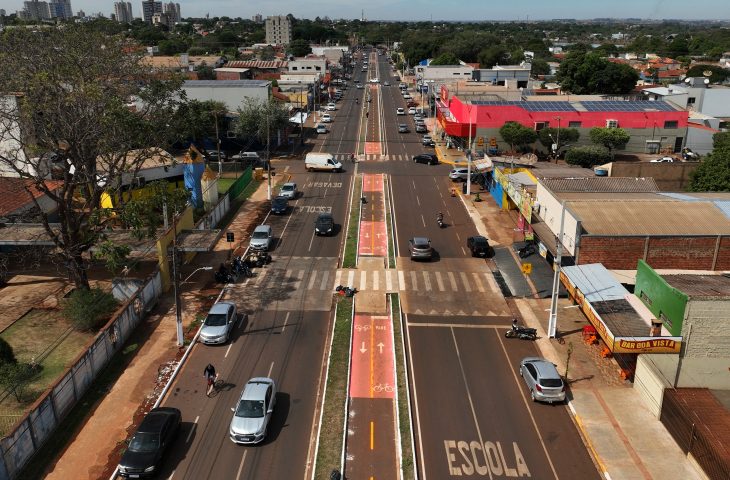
[662,274,730,299]
[540,177,659,193]
[183,80,271,87]
[562,264,628,302]
[226,60,287,69]
[507,172,537,187]
[569,200,730,235]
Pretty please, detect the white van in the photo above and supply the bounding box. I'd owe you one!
[305,153,343,172]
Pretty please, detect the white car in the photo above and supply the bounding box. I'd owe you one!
[369,78,379,83]
[403,93,412,99]
[650,156,674,163]
[356,83,364,89]
[396,107,405,115]
[316,124,328,134]
[326,103,336,111]
[229,377,277,444]
[383,81,391,86]
[408,107,417,115]
[321,113,332,123]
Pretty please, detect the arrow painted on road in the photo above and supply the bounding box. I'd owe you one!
[360,342,367,353]
[377,342,384,354]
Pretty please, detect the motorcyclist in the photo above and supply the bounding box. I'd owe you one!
[355,98,359,104]
[437,212,444,223]
[512,318,519,331]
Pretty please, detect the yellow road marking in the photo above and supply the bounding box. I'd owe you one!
[370,421,375,450]
[370,316,374,397]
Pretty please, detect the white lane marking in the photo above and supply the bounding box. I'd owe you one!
[386,270,393,291]
[185,416,199,443]
[347,270,355,288]
[360,270,367,290]
[416,195,421,206]
[308,230,316,252]
[320,270,330,290]
[447,271,458,290]
[235,450,248,480]
[398,270,406,290]
[422,271,432,291]
[334,270,342,288]
[404,312,428,480]
[435,271,445,291]
[295,270,305,290]
[472,272,485,292]
[267,361,275,378]
[456,232,461,241]
[225,343,233,358]
[307,270,318,290]
[410,271,418,290]
[459,272,472,292]
[420,214,426,227]
[373,270,380,290]
[450,327,494,480]
[461,247,467,256]
[484,273,499,293]
[496,331,559,479]
[323,188,328,198]
[282,312,290,333]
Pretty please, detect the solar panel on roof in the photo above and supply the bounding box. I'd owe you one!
[581,101,675,112]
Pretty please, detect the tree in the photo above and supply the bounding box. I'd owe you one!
[197,61,216,80]
[688,148,730,192]
[62,287,120,331]
[0,26,185,289]
[557,51,639,94]
[430,52,461,65]
[0,338,17,365]
[685,64,730,84]
[289,39,312,57]
[170,100,228,144]
[565,146,611,168]
[537,127,580,150]
[0,362,41,402]
[530,59,551,77]
[478,46,509,68]
[712,131,730,150]
[499,122,538,152]
[589,127,631,156]
[234,98,290,149]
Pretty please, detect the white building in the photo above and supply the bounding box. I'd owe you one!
[265,15,292,46]
[414,63,474,83]
[182,80,271,112]
[114,1,133,23]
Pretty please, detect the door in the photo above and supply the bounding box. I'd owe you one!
[673,137,683,153]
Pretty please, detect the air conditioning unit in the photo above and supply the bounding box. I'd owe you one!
[133,176,146,188]
[606,119,618,128]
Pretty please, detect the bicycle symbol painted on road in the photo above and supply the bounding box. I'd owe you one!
[354,324,371,332]
[372,383,394,393]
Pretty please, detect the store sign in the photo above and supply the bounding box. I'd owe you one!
[613,337,681,354]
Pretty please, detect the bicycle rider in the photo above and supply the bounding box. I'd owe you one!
[204,363,218,394]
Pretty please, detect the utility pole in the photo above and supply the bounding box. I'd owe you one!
[214,111,221,175]
[547,200,567,338]
[171,211,184,346]
[554,116,561,163]
[466,103,473,195]
[266,106,271,200]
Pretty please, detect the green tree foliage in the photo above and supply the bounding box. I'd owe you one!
[196,62,216,80]
[565,146,611,168]
[0,362,41,402]
[235,99,291,146]
[712,132,730,150]
[63,287,120,332]
[0,26,185,289]
[589,127,631,156]
[537,128,580,149]
[530,59,551,77]
[0,337,17,365]
[158,37,190,56]
[557,50,639,94]
[288,39,312,57]
[499,122,538,152]
[685,65,730,84]
[430,52,461,65]
[171,100,228,143]
[688,148,730,192]
[478,47,509,68]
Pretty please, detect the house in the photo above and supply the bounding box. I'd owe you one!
[0,177,61,222]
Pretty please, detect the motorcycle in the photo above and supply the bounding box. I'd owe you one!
[518,242,536,258]
[335,285,358,297]
[437,213,445,229]
[232,256,254,278]
[505,324,537,340]
[214,263,238,284]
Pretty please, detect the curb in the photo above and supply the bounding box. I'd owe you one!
[568,402,612,480]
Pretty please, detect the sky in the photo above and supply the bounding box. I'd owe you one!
[3,0,729,21]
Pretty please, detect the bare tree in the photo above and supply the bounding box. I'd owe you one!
[0,26,185,289]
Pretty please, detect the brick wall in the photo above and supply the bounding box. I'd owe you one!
[578,235,729,271]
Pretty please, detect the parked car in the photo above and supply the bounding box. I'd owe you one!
[408,107,417,115]
[326,103,336,111]
[399,82,407,89]
[519,357,566,403]
[398,124,409,133]
[396,107,405,115]
[279,182,298,199]
[403,93,412,99]
[369,78,379,83]
[229,377,277,444]
[413,154,438,165]
[314,213,335,236]
[422,135,435,146]
[199,301,237,344]
[206,150,227,162]
[415,124,428,133]
[449,168,471,181]
[383,81,391,86]
[409,237,433,260]
[249,225,273,251]
[316,124,328,134]
[270,196,289,214]
[650,156,675,163]
[117,407,181,478]
[321,113,333,123]
[356,83,364,89]
[467,236,491,257]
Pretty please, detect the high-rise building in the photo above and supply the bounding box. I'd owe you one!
[114,1,133,23]
[20,0,51,20]
[49,0,72,19]
[162,2,180,23]
[141,0,161,23]
[265,15,292,46]
[252,13,262,23]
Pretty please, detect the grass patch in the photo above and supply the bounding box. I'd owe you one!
[342,176,362,268]
[391,293,415,479]
[217,177,236,194]
[383,176,396,268]
[16,341,141,480]
[215,179,262,230]
[314,296,352,480]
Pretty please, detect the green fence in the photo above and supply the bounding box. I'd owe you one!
[228,166,253,199]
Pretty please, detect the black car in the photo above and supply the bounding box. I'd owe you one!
[315,213,335,236]
[270,196,289,214]
[118,407,181,478]
[467,235,491,257]
[413,154,438,165]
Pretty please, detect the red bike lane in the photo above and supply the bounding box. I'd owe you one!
[359,174,388,257]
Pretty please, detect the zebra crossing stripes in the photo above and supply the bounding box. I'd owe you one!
[334,153,414,162]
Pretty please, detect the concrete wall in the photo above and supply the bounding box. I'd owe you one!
[697,88,730,118]
[288,58,327,74]
[686,123,716,155]
[605,162,699,191]
[683,299,730,358]
[578,235,730,271]
[182,83,270,112]
[534,183,581,255]
[0,95,27,178]
[415,65,474,82]
[634,354,673,418]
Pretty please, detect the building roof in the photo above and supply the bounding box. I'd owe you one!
[540,177,660,193]
[226,60,287,69]
[0,178,61,216]
[141,55,222,69]
[569,200,730,236]
[562,264,628,302]
[214,67,250,73]
[183,80,271,88]
[661,274,730,299]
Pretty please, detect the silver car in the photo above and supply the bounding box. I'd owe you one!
[279,182,298,199]
[519,357,566,403]
[199,301,237,344]
[229,377,277,444]
[409,237,433,260]
[249,225,273,251]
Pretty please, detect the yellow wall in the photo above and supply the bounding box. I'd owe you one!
[156,206,195,291]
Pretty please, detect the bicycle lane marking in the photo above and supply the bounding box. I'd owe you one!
[349,314,395,399]
[359,174,388,257]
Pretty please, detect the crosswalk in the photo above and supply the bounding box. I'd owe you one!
[333,153,426,162]
[242,262,499,294]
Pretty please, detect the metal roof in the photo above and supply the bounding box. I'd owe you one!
[183,80,271,87]
[661,274,730,299]
[562,264,628,302]
[540,177,659,193]
[569,200,730,236]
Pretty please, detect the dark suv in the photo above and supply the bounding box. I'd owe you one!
[270,196,289,214]
[315,213,335,236]
[467,236,491,257]
[117,407,181,478]
[413,154,438,165]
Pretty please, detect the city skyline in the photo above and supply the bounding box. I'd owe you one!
[3,0,730,21]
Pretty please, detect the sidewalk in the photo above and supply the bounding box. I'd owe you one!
[43,176,279,479]
[461,191,705,480]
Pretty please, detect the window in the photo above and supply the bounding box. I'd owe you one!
[659,312,672,330]
[663,120,678,129]
[568,121,582,128]
[534,121,548,131]
[687,97,695,105]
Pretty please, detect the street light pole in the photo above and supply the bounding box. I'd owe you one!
[266,106,271,200]
[554,116,561,163]
[466,103,473,195]
[547,200,567,338]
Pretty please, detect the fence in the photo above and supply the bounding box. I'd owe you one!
[660,388,730,480]
[195,167,252,231]
[227,166,253,200]
[0,270,163,480]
